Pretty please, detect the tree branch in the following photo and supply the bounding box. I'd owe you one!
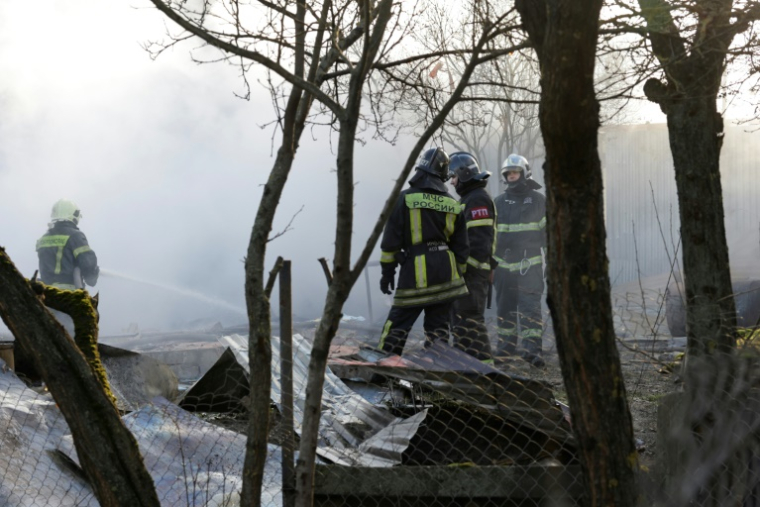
[149,0,345,117]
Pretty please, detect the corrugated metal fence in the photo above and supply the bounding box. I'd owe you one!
[600,123,760,285]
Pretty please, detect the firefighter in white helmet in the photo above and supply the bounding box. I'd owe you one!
[36,199,100,290]
[493,154,546,367]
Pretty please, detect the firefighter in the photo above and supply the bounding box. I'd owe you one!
[448,152,496,363]
[36,199,100,333]
[493,154,546,367]
[377,147,470,356]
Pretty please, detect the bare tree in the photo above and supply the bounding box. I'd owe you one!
[596,2,760,503]
[597,0,760,362]
[515,2,640,507]
[438,49,543,190]
[634,0,747,358]
[147,1,526,506]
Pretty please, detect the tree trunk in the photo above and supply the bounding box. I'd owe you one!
[0,249,160,507]
[242,120,300,507]
[636,0,737,365]
[667,97,736,358]
[515,1,639,506]
[293,100,359,507]
[649,80,738,507]
[293,287,347,507]
[42,286,116,406]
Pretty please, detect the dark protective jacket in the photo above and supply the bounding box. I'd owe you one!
[36,221,100,290]
[456,180,497,271]
[493,180,546,272]
[380,176,470,307]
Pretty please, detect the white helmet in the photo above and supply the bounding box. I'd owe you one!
[51,199,82,225]
[501,153,532,181]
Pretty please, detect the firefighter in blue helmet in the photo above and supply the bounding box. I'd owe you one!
[36,199,100,333]
[377,147,470,356]
[448,152,496,363]
[493,154,547,367]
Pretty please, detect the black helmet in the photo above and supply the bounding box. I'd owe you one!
[415,147,450,181]
[449,152,491,183]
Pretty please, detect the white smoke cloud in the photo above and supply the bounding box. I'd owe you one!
[0,0,414,335]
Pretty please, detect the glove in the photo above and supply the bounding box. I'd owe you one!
[380,274,395,295]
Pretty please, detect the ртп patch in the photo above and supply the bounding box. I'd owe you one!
[470,206,490,219]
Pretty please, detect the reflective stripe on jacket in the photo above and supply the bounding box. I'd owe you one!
[493,187,546,271]
[36,221,99,288]
[380,187,470,307]
[458,182,496,272]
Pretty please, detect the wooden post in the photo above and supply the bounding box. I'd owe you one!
[279,260,296,507]
[364,267,374,324]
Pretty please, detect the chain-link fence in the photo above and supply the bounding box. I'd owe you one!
[2,275,760,506]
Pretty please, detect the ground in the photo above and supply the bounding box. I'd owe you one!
[532,342,680,469]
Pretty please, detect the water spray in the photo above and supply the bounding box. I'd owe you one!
[100,268,247,316]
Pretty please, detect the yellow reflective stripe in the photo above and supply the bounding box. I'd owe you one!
[457,263,466,275]
[55,248,64,274]
[494,255,543,272]
[497,222,544,233]
[395,278,466,298]
[380,251,398,263]
[36,235,69,250]
[448,251,459,280]
[521,328,543,338]
[393,282,468,307]
[496,326,517,336]
[481,359,495,365]
[467,218,494,228]
[445,212,456,239]
[378,320,393,350]
[405,193,464,214]
[414,255,427,288]
[72,245,91,258]
[410,209,423,245]
[491,208,498,256]
[36,235,70,275]
[466,257,491,270]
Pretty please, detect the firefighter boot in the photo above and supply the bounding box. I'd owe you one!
[521,337,545,368]
[495,334,518,364]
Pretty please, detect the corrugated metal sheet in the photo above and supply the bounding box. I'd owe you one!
[220,333,427,467]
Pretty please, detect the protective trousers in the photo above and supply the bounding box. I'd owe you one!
[452,269,493,362]
[493,266,544,360]
[378,302,452,356]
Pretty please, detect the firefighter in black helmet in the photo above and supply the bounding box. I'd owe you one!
[448,152,496,363]
[377,147,470,356]
[493,154,546,368]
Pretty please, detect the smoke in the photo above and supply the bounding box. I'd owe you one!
[0,0,420,336]
[3,1,759,339]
